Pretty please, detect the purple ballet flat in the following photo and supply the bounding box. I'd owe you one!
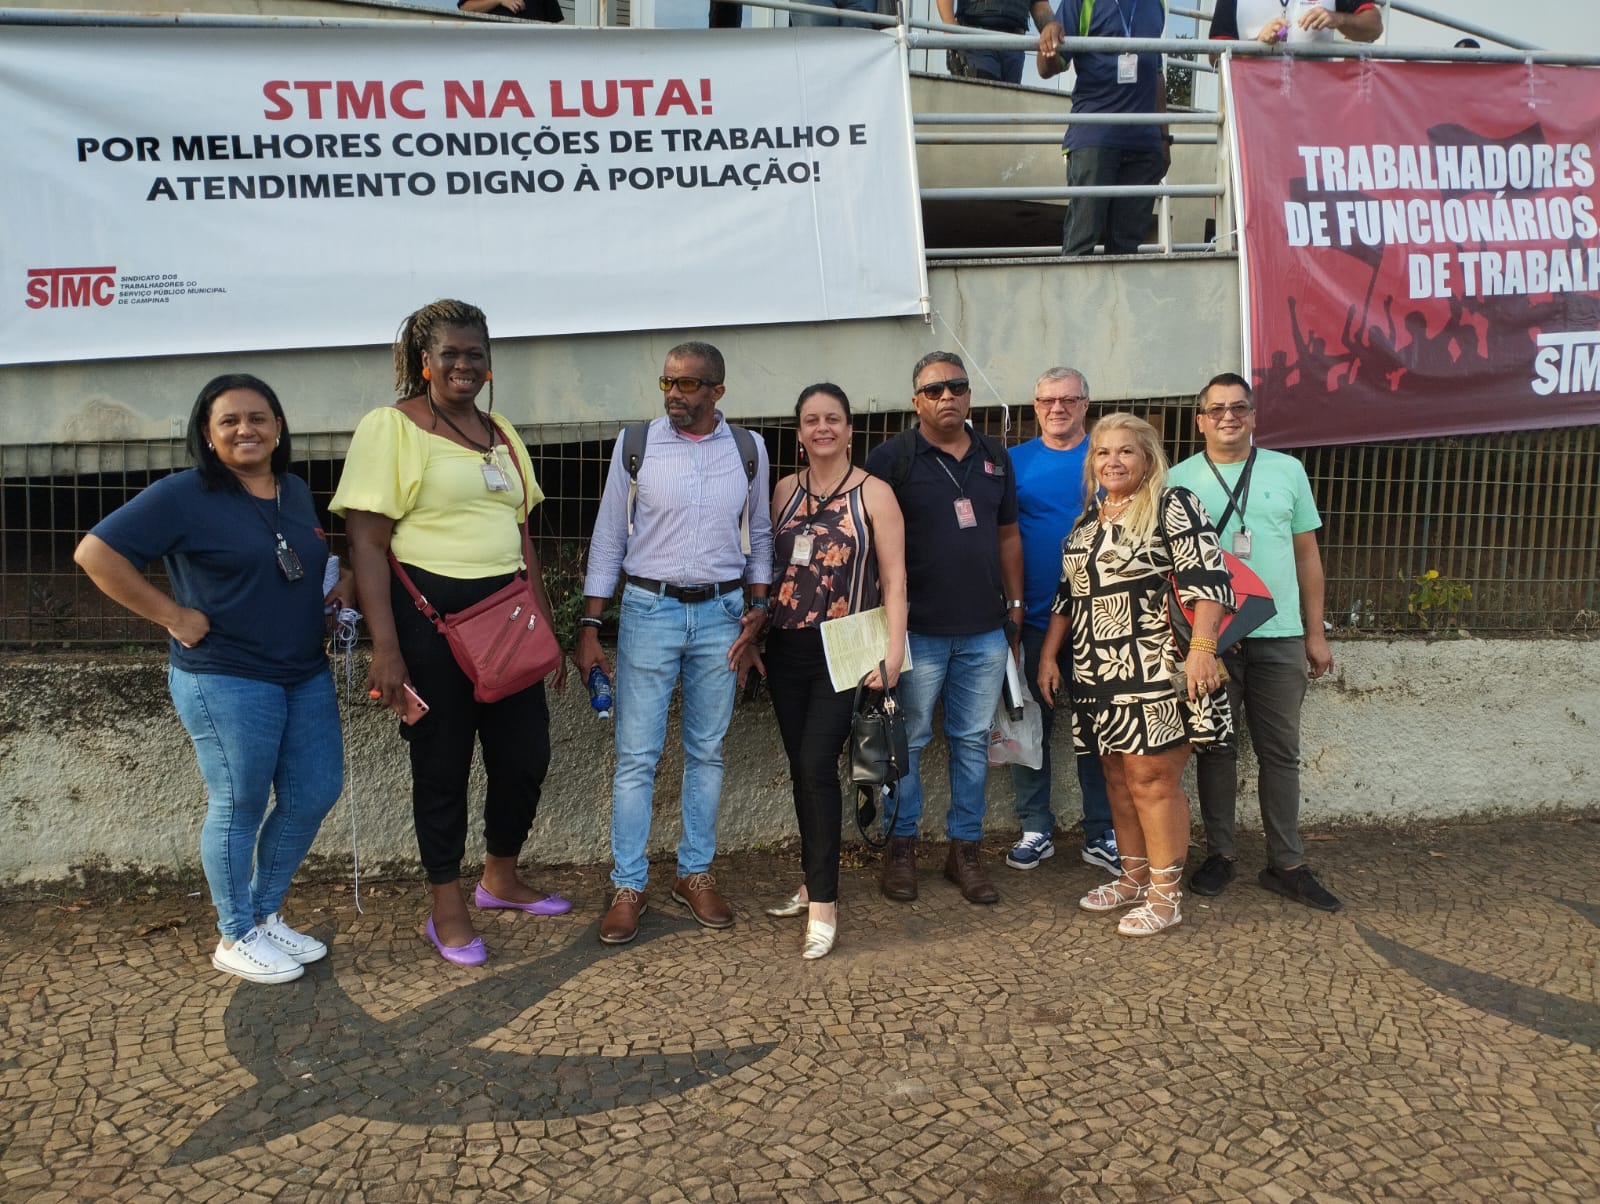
[425,916,488,967]
[473,882,574,916]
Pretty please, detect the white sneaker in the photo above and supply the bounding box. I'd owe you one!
[256,912,328,964]
[212,927,304,984]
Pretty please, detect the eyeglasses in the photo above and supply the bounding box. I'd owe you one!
[1035,395,1088,409]
[1201,403,1254,419]
[915,377,971,400]
[659,375,721,393]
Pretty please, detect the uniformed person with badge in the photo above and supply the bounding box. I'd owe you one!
[1035,0,1172,256]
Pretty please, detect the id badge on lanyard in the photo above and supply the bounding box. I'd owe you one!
[482,457,510,492]
[1117,53,1138,84]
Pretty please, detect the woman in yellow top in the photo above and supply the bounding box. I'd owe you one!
[332,299,570,967]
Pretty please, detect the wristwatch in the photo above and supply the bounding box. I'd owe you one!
[1007,599,1024,610]
[748,596,771,610]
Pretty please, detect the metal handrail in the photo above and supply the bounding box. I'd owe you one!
[916,112,1221,126]
[1385,0,1539,50]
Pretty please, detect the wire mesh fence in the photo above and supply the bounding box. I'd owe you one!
[4,406,1597,647]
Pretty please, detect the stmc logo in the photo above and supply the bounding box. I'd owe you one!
[25,266,117,309]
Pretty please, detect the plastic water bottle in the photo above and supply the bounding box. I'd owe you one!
[586,666,613,720]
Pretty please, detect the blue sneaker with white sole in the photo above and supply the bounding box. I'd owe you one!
[1005,831,1055,870]
[1082,830,1121,874]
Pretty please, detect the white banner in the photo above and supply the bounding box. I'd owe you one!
[0,26,925,365]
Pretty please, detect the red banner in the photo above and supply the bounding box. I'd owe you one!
[1229,59,1600,447]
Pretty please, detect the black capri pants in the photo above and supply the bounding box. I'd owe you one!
[391,565,551,885]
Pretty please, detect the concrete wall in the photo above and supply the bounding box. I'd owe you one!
[4,638,1596,884]
[0,255,1238,451]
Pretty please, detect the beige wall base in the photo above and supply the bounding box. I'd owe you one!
[3,638,1596,885]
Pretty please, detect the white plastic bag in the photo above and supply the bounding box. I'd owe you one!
[988,696,1044,769]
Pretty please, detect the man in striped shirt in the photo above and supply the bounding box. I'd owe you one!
[576,341,774,946]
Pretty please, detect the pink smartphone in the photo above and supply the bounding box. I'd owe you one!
[401,683,429,725]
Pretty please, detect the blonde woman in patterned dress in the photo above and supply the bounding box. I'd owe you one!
[1036,414,1234,936]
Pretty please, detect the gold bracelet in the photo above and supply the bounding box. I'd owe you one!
[1189,636,1218,654]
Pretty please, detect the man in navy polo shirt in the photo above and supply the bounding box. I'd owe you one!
[1037,0,1170,256]
[865,351,1023,906]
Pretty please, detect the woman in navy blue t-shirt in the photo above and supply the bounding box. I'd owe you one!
[75,374,347,986]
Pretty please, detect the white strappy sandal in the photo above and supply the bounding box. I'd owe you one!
[1079,855,1150,913]
[1117,864,1184,936]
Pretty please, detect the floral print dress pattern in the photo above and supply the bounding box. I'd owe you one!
[770,479,880,631]
[1052,487,1236,755]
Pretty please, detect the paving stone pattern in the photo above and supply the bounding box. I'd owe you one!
[3,818,1598,1202]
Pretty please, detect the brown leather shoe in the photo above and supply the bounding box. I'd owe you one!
[599,887,646,944]
[944,840,999,904]
[879,835,919,902]
[671,872,734,929]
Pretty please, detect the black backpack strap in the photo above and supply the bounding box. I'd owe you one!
[620,420,649,538]
[726,423,762,556]
[887,426,920,490]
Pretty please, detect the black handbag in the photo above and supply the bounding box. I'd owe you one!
[849,662,909,849]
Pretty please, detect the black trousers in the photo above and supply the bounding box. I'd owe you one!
[764,628,854,904]
[391,566,551,885]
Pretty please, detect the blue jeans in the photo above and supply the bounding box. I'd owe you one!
[610,582,743,891]
[790,0,876,27]
[169,666,343,940]
[1011,624,1112,840]
[894,628,1009,840]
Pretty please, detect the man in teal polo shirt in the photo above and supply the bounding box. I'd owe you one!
[1167,373,1341,912]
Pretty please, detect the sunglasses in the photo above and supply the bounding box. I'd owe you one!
[1201,403,1254,419]
[659,375,721,393]
[916,377,971,401]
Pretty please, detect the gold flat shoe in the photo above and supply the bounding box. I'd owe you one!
[801,920,836,960]
[764,890,806,918]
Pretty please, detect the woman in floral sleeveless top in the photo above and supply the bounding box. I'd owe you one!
[732,384,907,960]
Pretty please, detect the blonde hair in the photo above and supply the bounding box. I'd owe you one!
[1084,412,1170,548]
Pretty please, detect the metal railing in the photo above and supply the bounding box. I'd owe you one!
[4,3,1597,642]
[9,402,1596,646]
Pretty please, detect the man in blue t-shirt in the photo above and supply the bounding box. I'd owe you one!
[1004,366,1118,877]
[1036,0,1170,255]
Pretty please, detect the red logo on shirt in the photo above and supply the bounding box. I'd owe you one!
[983,460,996,474]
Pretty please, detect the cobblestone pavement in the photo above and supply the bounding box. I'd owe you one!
[3,817,1598,1203]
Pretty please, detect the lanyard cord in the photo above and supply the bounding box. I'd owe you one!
[1112,0,1137,39]
[245,478,290,551]
[932,449,977,499]
[331,601,365,914]
[1203,447,1257,532]
[802,463,854,523]
[430,399,496,460]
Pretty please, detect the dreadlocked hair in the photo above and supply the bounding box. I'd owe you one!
[392,299,491,401]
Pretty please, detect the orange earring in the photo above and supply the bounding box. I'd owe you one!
[484,370,493,381]
[421,366,431,381]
